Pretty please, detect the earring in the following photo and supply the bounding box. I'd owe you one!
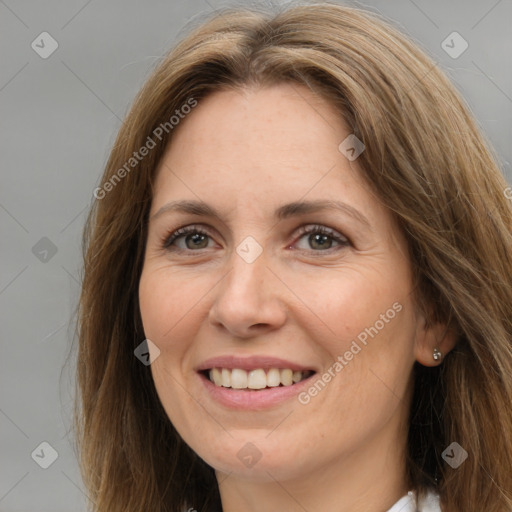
[433,348,443,362]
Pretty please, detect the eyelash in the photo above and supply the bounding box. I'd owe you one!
[161,224,351,254]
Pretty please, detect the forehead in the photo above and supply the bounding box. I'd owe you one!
[149,84,404,250]
[152,84,362,202]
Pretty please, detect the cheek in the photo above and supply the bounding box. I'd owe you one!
[138,266,207,344]
[138,268,209,435]
[292,264,402,352]
[138,266,215,418]
[293,265,416,416]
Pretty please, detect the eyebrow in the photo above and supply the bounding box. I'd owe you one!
[151,199,371,228]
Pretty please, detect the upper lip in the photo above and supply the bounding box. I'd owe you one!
[196,355,317,373]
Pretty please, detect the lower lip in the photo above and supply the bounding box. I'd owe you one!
[199,372,316,410]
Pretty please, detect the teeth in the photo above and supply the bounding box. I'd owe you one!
[221,368,231,387]
[280,369,293,386]
[248,369,267,389]
[267,368,281,387]
[211,368,222,386]
[207,368,312,389]
[231,369,248,389]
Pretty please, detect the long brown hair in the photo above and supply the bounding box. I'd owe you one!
[75,2,512,510]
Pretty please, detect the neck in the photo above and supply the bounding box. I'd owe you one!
[216,422,409,512]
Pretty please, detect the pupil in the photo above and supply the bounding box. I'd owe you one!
[310,233,331,249]
[187,233,207,249]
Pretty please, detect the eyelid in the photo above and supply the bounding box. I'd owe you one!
[292,224,350,245]
[161,224,215,249]
[161,222,351,253]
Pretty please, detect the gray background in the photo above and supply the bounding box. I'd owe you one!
[1,0,511,510]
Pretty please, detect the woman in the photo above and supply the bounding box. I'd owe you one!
[76,2,512,511]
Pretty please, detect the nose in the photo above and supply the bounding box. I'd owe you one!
[208,248,287,339]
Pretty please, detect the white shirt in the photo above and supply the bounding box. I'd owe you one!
[193,489,442,511]
[387,490,441,512]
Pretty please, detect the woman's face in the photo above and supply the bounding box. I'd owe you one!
[139,83,430,483]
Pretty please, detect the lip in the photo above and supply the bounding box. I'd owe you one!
[195,355,317,373]
[198,371,316,410]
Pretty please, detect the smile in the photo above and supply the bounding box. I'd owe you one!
[205,368,315,390]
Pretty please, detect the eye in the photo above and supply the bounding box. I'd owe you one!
[292,224,350,252]
[161,224,351,254]
[162,225,216,251]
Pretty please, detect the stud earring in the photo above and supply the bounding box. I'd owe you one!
[433,348,443,362]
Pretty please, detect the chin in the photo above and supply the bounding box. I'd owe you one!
[188,430,316,483]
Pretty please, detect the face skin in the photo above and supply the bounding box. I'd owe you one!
[138,83,454,512]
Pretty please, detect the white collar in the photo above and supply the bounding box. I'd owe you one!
[386,490,441,512]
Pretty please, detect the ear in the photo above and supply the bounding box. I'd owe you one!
[414,314,458,367]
